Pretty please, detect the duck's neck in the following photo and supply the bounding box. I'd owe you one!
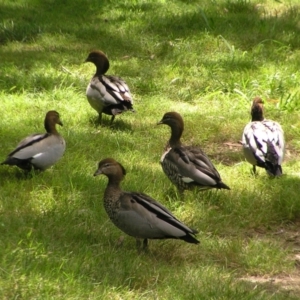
[251,105,264,122]
[44,122,58,135]
[104,177,123,199]
[169,126,183,148]
[95,58,109,76]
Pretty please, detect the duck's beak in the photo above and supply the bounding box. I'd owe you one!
[94,169,103,176]
[157,119,164,125]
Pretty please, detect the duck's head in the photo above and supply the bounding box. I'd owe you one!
[157,112,184,146]
[157,111,184,131]
[85,50,110,75]
[157,111,184,128]
[44,111,63,133]
[251,97,264,121]
[94,158,126,180]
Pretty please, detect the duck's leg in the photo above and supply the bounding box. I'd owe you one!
[136,238,148,252]
[142,238,148,250]
[97,112,103,125]
[20,168,35,179]
[252,165,257,175]
[110,115,115,125]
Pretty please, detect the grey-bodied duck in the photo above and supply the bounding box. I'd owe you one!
[94,158,200,249]
[157,111,230,193]
[85,50,134,124]
[1,111,66,171]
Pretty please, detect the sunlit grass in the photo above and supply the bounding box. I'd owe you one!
[1,0,300,299]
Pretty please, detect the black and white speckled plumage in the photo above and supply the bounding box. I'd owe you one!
[242,97,285,176]
[85,50,134,124]
[1,111,66,171]
[158,112,230,193]
[94,158,199,249]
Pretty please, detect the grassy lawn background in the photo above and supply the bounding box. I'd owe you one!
[1,0,300,299]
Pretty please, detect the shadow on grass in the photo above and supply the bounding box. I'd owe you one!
[1,148,300,298]
[0,1,300,92]
[1,116,299,246]
[88,114,135,132]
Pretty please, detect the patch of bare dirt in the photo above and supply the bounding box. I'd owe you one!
[204,141,244,166]
[240,274,300,295]
[208,141,300,166]
[240,222,300,296]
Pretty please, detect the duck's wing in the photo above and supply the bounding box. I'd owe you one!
[3,133,65,170]
[242,120,284,176]
[166,146,223,187]
[88,75,133,106]
[262,120,285,164]
[186,146,222,177]
[116,191,199,243]
[7,133,49,158]
[1,133,48,169]
[242,121,268,166]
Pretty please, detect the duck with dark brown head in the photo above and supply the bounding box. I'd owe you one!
[85,50,134,125]
[242,97,285,176]
[94,158,200,250]
[157,111,230,194]
[1,111,66,171]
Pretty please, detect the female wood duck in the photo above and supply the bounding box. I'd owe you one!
[242,97,285,176]
[157,111,230,193]
[85,50,134,124]
[94,158,200,249]
[1,111,66,171]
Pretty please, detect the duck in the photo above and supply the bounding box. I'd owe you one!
[1,111,66,171]
[85,50,134,124]
[94,158,200,249]
[157,111,230,193]
[242,97,285,176]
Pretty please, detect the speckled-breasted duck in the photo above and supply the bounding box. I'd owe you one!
[94,158,200,249]
[85,50,134,124]
[1,111,66,171]
[157,111,230,193]
[242,97,285,176]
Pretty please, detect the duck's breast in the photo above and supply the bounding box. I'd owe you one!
[86,78,107,113]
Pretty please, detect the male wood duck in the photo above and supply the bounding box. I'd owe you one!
[242,97,285,176]
[1,111,66,171]
[85,50,134,124]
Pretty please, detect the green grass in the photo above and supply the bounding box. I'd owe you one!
[1,0,300,298]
